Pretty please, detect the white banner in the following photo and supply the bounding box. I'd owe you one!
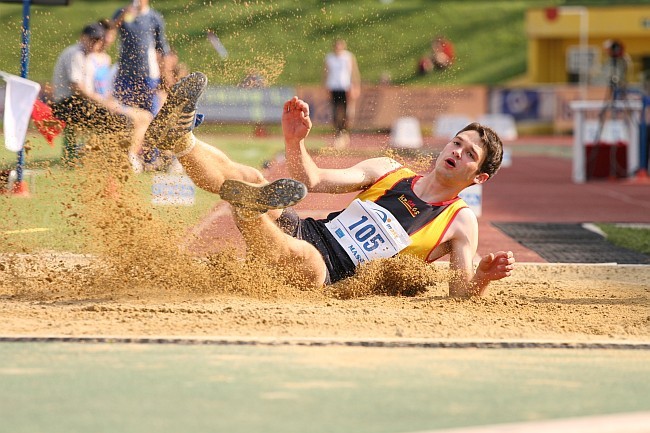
[458,184,483,218]
[151,174,196,206]
[1,72,41,152]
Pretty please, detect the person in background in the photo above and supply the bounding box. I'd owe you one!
[323,39,361,149]
[149,47,191,172]
[155,48,189,109]
[51,23,131,163]
[87,19,117,98]
[418,35,455,75]
[86,18,154,173]
[113,0,172,169]
[112,0,172,113]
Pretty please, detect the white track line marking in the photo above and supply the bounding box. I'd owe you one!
[406,411,650,433]
[3,228,50,235]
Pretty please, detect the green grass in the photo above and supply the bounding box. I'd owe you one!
[0,0,552,86]
[0,129,324,253]
[4,0,647,86]
[597,224,650,256]
[5,0,644,88]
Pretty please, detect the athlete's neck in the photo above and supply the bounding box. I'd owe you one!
[414,172,464,203]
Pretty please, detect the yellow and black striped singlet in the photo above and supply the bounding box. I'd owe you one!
[350,167,468,262]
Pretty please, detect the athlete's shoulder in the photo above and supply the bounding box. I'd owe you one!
[358,157,403,181]
[373,156,403,173]
[450,206,478,232]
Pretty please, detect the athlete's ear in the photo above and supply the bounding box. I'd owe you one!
[473,172,489,185]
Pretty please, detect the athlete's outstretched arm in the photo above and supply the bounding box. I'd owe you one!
[447,209,515,297]
[282,97,400,194]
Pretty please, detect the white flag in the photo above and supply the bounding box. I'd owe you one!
[1,71,41,152]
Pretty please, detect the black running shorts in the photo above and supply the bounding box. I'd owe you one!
[277,209,356,285]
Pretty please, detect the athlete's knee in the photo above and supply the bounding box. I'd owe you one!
[234,163,265,183]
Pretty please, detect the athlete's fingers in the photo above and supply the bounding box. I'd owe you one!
[284,96,300,113]
[294,98,310,117]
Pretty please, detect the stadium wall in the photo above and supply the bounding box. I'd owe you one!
[0,83,636,135]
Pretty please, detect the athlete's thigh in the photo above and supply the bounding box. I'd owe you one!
[283,235,328,288]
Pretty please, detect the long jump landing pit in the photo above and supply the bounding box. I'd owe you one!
[1,252,649,432]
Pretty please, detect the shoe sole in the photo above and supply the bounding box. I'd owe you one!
[219,178,308,211]
[145,72,208,149]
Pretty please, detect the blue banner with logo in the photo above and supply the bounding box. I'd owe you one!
[198,86,295,123]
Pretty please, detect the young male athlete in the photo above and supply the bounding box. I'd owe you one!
[146,72,515,297]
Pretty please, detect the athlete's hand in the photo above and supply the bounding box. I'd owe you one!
[282,96,312,144]
[475,250,515,282]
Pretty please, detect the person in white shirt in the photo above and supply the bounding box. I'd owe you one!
[323,39,361,148]
[51,22,152,172]
[51,23,129,162]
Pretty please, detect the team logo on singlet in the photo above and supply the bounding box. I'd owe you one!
[398,194,420,217]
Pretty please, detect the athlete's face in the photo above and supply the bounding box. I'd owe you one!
[436,130,489,186]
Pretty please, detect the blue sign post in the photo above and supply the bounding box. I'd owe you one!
[12,0,32,195]
[2,0,70,195]
[638,95,650,179]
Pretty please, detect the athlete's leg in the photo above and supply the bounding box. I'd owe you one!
[219,178,324,286]
[144,72,265,193]
[145,72,326,285]
[236,213,328,288]
[177,137,266,194]
[119,106,153,172]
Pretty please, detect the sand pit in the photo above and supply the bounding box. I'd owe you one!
[1,251,648,343]
[1,136,648,345]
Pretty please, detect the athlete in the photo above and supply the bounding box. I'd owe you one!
[145,72,515,297]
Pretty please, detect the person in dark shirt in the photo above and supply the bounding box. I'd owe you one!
[112,0,172,114]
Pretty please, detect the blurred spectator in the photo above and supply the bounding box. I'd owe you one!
[112,0,172,169]
[165,49,190,89]
[50,22,153,172]
[323,38,361,148]
[50,23,130,163]
[87,18,117,97]
[94,18,155,172]
[112,0,172,114]
[155,49,190,108]
[51,23,106,115]
[601,39,632,91]
[418,35,455,75]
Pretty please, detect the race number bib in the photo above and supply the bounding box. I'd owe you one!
[325,199,411,266]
